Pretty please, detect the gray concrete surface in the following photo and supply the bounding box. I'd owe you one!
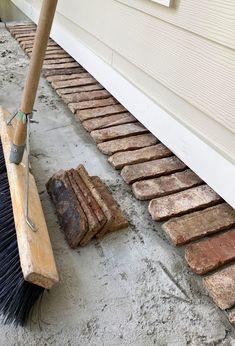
[0,24,235,346]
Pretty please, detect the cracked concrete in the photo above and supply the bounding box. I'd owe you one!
[0,24,235,346]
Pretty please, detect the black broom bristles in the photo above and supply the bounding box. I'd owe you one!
[0,139,44,326]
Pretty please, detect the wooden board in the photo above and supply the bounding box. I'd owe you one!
[0,107,59,289]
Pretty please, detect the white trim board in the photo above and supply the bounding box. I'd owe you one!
[151,0,171,6]
[10,0,235,208]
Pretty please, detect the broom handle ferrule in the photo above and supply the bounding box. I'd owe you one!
[9,0,58,164]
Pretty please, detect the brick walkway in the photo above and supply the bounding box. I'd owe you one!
[7,22,235,323]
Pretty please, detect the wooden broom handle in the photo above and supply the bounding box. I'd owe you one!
[13,0,58,149]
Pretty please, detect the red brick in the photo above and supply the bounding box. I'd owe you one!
[203,265,235,309]
[43,62,79,70]
[51,77,96,90]
[82,113,136,132]
[46,170,88,248]
[43,58,74,65]
[68,97,118,113]
[229,309,235,324]
[77,165,114,239]
[91,123,147,143]
[43,68,83,78]
[61,90,110,104]
[15,33,35,40]
[47,72,89,83]
[67,170,102,245]
[162,203,235,245]
[44,53,71,59]
[185,228,235,275]
[56,84,104,96]
[132,169,202,200]
[97,133,158,155]
[121,156,186,184]
[108,143,171,169]
[92,177,129,237]
[149,185,221,221]
[77,104,126,121]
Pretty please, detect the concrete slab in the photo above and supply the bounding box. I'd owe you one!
[0,25,234,346]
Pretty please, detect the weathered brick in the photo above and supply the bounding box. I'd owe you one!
[51,77,96,90]
[185,228,235,274]
[77,104,126,121]
[149,185,221,221]
[108,143,171,170]
[43,68,84,78]
[91,123,147,143]
[47,72,88,83]
[61,90,110,104]
[162,203,235,245]
[15,33,35,40]
[67,170,102,245]
[97,133,158,155]
[229,309,235,324]
[43,57,74,65]
[56,84,103,96]
[92,176,129,237]
[203,265,235,310]
[132,169,202,201]
[43,62,79,70]
[77,165,114,239]
[68,97,118,114]
[121,156,186,184]
[44,53,71,59]
[21,40,56,49]
[82,113,136,132]
[46,170,88,248]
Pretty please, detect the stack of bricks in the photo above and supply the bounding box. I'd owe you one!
[47,165,128,247]
[7,22,235,323]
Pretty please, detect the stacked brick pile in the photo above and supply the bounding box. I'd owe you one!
[47,165,128,247]
[7,22,235,323]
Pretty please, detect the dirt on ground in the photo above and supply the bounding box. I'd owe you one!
[0,23,235,346]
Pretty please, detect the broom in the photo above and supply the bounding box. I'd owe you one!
[0,0,59,326]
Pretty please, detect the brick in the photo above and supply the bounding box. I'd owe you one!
[68,97,118,114]
[91,123,148,143]
[21,40,56,49]
[92,176,129,237]
[132,169,202,201]
[51,77,96,90]
[11,29,36,36]
[47,72,88,83]
[77,165,114,240]
[61,90,110,104]
[108,143,171,170]
[162,203,235,245]
[185,228,235,275]
[82,113,136,132]
[77,104,126,121]
[67,169,105,246]
[43,57,74,65]
[98,133,158,155]
[203,265,235,310]
[43,68,84,78]
[149,185,222,221]
[121,156,186,184]
[229,309,235,324]
[15,33,35,40]
[43,62,79,70]
[44,53,71,59]
[56,84,104,96]
[46,170,88,248]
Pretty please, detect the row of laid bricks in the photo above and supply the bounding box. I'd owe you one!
[8,22,235,322]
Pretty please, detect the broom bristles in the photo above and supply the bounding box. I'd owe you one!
[0,139,44,326]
